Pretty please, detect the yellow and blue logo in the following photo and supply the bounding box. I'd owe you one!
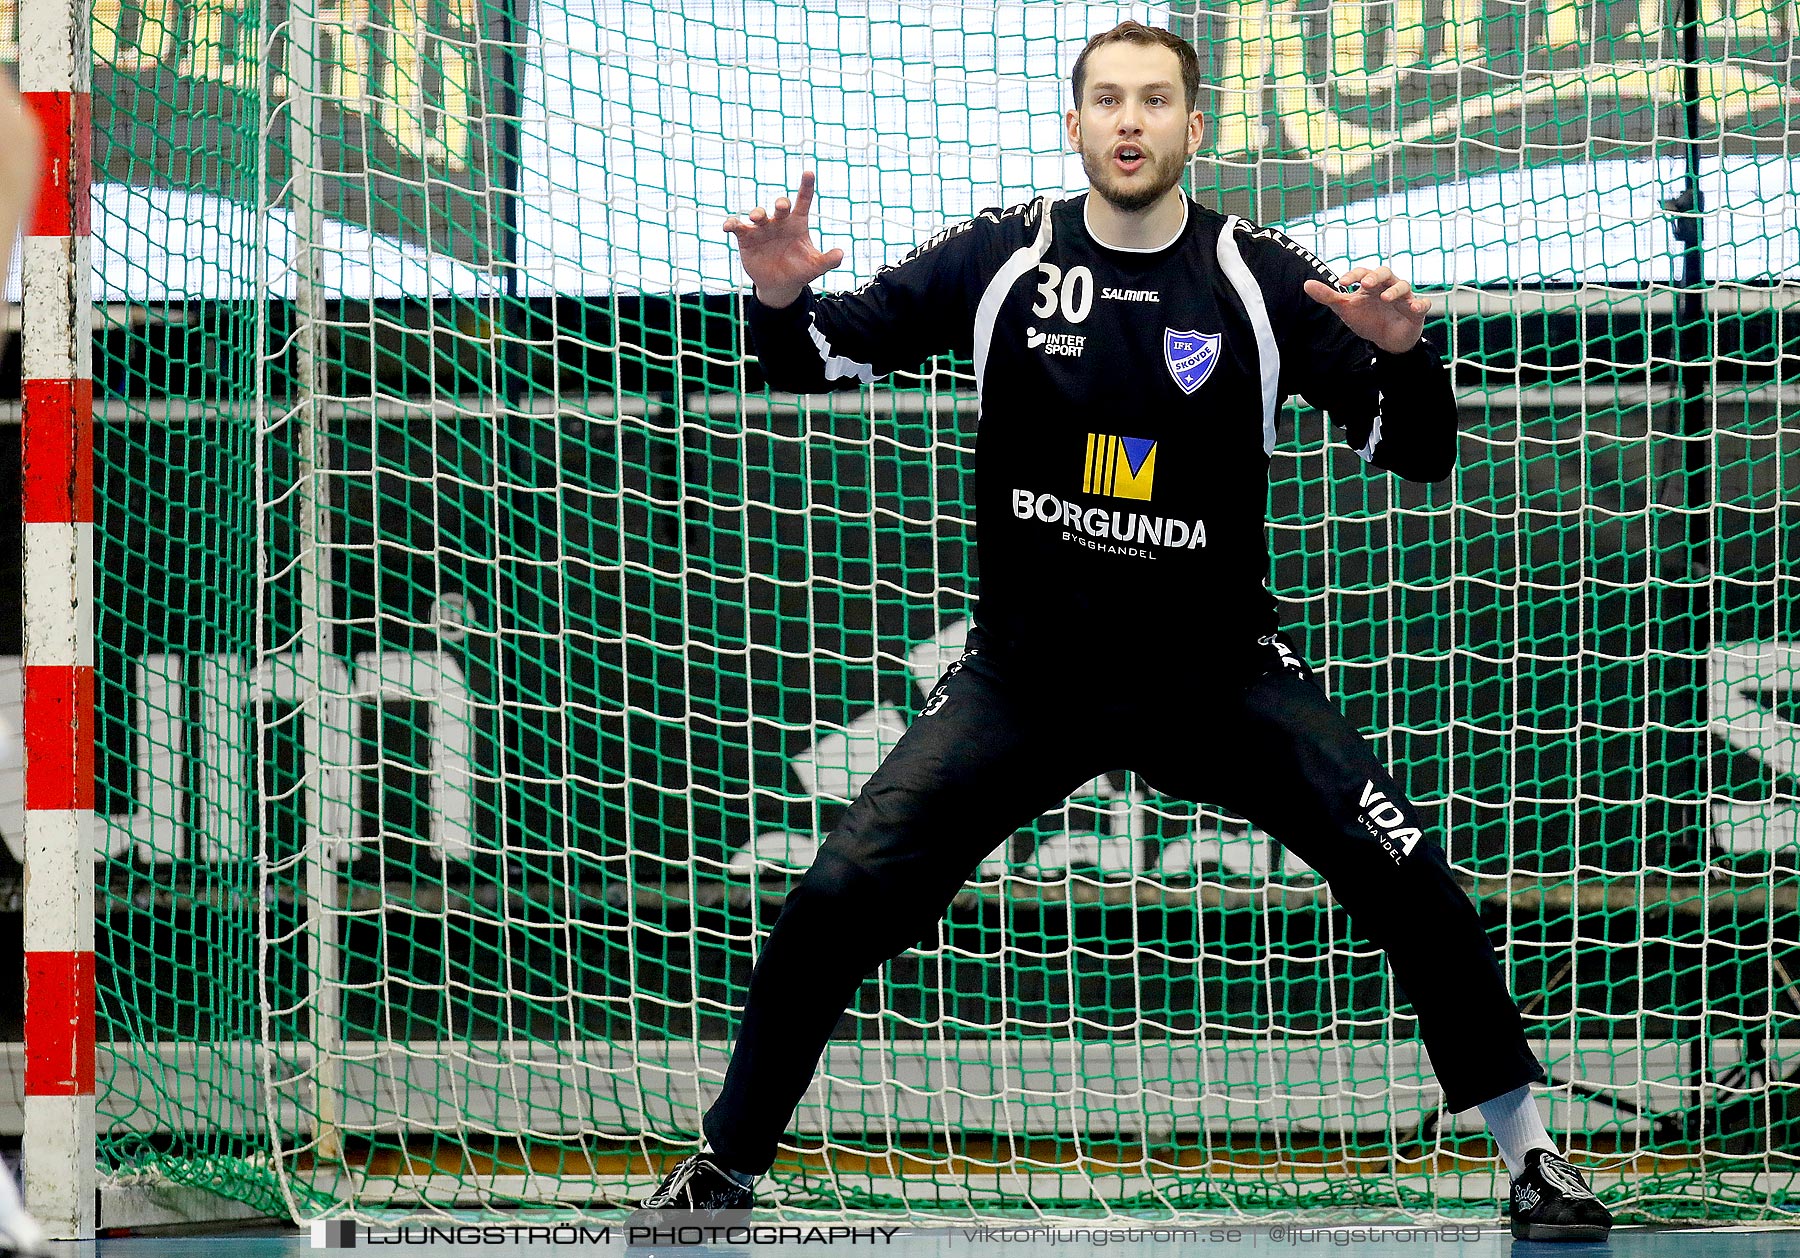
[1083,433,1157,501]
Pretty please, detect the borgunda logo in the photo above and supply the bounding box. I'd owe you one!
[1011,489,1207,556]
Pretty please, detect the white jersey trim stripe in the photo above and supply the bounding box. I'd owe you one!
[973,196,1054,406]
[1216,216,1281,457]
[1358,383,1385,462]
[807,320,876,384]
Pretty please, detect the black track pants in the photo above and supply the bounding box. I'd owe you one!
[702,632,1545,1174]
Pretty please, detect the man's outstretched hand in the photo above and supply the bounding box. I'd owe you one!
[1303,265,1430,355]
[723,170,845,310]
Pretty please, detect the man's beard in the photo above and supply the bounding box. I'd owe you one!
[1081,140,1186,214]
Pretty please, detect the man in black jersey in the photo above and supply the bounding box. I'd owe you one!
[631,21,1614,1242]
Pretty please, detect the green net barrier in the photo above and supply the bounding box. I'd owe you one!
[56,0,1800,1224]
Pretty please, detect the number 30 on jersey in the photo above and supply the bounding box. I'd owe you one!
[1032,263,1093,324]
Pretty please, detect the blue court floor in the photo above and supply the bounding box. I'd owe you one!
[42,1223,1800,1258]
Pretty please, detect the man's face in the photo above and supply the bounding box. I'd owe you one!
[1066,42,1203,214]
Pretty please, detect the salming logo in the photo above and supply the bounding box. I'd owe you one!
[920,655,969,717]
[1536,1158,1597,1201]
[1084,433,1157,500]
[1357,779,1422,862]
[1239,221,1342,286]
[1258,633,1308,677]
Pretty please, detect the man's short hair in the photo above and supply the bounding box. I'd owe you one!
[1070,20,1202,115]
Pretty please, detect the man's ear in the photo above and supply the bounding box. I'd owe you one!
[1066,107,1083,150]
[1187,110,1206,157]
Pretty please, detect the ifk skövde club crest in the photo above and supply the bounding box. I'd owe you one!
[1164,329,1221,395]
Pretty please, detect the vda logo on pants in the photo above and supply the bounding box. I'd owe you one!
[1357,780,1422,863]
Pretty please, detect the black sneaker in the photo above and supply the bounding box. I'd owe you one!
[624,1153,754,1234]
[1509,1148,1614,1241]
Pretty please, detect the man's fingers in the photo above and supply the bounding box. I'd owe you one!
[820,246,845,270]
[1303,279,1345,306]
[1382,279,1413,302]
[1337,267,1368,288]
[772,196,791,220]
[794,169,817,219]
[747,206,768,224]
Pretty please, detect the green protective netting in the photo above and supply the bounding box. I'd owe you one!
[65,0,1800,1224]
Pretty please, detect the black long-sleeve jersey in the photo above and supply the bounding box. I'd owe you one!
[746,192,1456,669]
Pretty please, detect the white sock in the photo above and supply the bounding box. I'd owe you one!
[1478,1084,1557,1176]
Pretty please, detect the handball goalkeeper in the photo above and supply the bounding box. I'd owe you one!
[633,20,1613,1243]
